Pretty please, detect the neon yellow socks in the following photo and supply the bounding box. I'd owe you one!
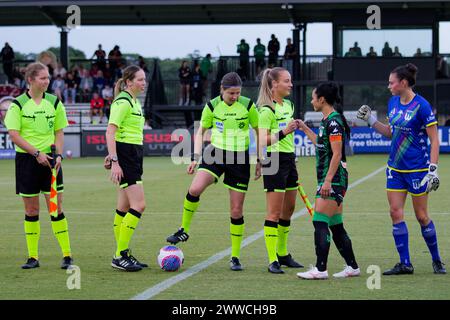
[264,220,278,263]
[51,213,71,257]
[277,219,291,257]
[181,192,200,233]
[230,217,245,258]
[24,215,40,259]
[113,209,127,245]
[116,209,141,257]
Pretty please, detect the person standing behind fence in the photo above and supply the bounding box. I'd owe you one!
[178,60,192,106]
[283,38,297,75]
[1,42,15,84]
[237,39,250,81]
[200,54,212,94]
[268,35,280,67]
[254,38,266,76]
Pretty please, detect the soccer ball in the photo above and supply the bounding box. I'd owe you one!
[157,245,184,271]
[65,150,73,159]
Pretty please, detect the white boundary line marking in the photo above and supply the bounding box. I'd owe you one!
[131,165,386,300]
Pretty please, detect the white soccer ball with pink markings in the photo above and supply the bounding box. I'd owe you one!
[157,245,184,271]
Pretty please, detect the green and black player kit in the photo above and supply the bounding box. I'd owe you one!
[315,111,348,205]
[108,90,145,189]
[197,95,259,193]
[5,92,67,197]
[258,99,298,192]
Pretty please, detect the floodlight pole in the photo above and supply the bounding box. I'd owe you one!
[60,27,69,69]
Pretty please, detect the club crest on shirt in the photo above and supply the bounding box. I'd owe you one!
[412,179,421,190]
[318,126,324,137]
[404,110,414,121]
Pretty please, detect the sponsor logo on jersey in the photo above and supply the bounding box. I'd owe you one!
[278,122,287,129]
[330,120,338,127]
[215,121,224,132]
[332,127,339,134]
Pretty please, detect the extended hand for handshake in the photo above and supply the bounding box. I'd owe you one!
[283,119,308,134]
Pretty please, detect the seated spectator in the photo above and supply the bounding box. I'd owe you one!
[63,72,77,103]
[382,42,393,57]
[414,48,423,57]
[78,65,93,102]
[54,62,67,79]
[101,84,114,119]
[366,46,378,57]
[103,62,113,86]
[51,74,65,101]
[93,70,105,94]
[393,46,402,57]
[90,92,104,124]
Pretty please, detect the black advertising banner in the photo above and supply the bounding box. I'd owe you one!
[81,129,190,156]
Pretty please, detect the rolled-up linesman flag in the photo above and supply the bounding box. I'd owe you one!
[49,144,58,218]
[297,182,314,216]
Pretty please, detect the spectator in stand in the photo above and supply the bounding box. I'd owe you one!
[382,42,393,57]
[190,63,203,105]
[92,44,106,71]
[414,48,423,57]
[51,74,65,101]
[283,38,297,75]
[90,91,105,124]
[53,62,67,79]
[108,45,122,81]
[200,54,212,93]
[268,34,280,67]
[178,60,191,106]
[436,55,449,79]
[138,56,149,74]
[64,72,77,103]
[0,42,15,83]
[94,70,106,95]
[254,38,266,75]
[237,39,250,80]
[102,84,114,119]
[78,65,92,102]
[0,96,14,128]
[102,62,113,86]
[344,47,357,57]
[366,46,378,57]
[352,42,362,56]
[393,46,402,57]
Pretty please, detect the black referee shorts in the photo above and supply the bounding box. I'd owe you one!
[116,141,144,189]
[198,145,250,193]
[15,152,63,197]
[262,152,298,192]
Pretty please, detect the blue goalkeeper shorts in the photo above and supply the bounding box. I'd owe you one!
[386,167,428,196]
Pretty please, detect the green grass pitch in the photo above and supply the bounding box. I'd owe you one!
[0,154,449,300]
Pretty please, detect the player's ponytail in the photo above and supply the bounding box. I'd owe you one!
[391,63,418,87]
[315,82,351,137]
[256,67,286,108]
[114,65,142,98]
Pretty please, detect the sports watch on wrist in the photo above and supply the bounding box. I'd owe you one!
[111,155,118,162]
[33,150,40,158]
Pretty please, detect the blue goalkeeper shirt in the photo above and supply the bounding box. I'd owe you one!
[387,94,437,172]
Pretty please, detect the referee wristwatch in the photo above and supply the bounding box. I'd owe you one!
[33,150,40,158]
[56,154,64,161]
[110,155,118,162]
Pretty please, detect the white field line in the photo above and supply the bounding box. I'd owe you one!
[130,165,386,300]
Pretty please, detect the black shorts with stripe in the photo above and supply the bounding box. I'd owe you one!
[15,152,63,197]
[262,152,298,192]
[116,141,143,189]
[198,145,250,192]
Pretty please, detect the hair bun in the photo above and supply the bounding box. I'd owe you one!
[405,63,418,74]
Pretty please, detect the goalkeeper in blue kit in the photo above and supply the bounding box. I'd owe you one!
[357,63,445,275]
